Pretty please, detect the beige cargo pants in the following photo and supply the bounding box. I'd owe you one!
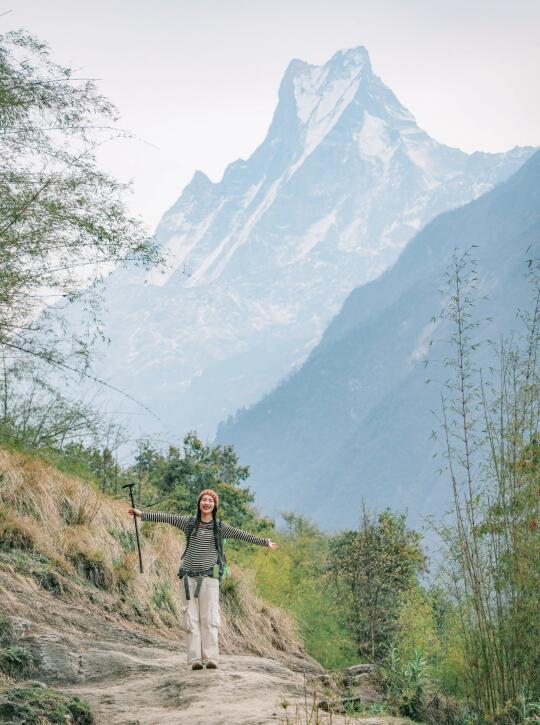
[181,575,220,665]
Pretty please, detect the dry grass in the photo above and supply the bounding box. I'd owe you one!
[0,446,186,630]
[279,683,354,724]
[0,447,304,664]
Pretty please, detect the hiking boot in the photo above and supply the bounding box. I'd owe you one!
[205,660,218,669]
[191,661,203,670]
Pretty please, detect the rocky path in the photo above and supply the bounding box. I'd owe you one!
[62,651,412,725]
[64,653,304,725]
[1,573,412,725]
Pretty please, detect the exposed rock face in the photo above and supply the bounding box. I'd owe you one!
[66,656,306,725]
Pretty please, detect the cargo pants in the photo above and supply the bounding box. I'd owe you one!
[181,575,220,665]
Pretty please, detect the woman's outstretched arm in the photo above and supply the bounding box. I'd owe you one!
[220,522,278,549]
[128,508,192,533]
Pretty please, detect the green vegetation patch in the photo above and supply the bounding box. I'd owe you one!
[220,575,245,619]
[0,549,70,597]
[112,557,135,596]
[0,682,94,724]
[109,527,137,553]
[151,581,177,615]
[69,549,113,590]
[0,646,33,678]
[0,614,13,645]
[0,507,36,552]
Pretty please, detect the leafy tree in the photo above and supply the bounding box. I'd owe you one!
[136,433,270,531]
[328,508,426,660]
[0,29,162,417]
[241,513,358,669]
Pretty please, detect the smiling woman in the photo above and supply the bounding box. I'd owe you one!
[129,488,278,670]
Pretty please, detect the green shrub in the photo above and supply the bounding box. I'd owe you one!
[378,647,428,721]
[0,507,36,551]
[0,682,94,724]
[151,582,177,614]
[0,614,13,645]
[0,646,33,677]
[69,549,113,590]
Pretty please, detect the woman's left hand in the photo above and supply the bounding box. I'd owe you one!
[268,540,279,550]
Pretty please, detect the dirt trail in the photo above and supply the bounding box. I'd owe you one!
[1,572,411,725]
[0,572,307,724]
[63,654,411,725]
[65,653,304,725]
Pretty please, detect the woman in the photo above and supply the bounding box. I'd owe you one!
[129,488,278,670]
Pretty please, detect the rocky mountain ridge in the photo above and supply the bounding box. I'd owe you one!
[84,47,534,440]
[217,149,540,530]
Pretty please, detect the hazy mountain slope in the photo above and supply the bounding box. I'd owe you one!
[217,150,540,530]
[84,47,533,440]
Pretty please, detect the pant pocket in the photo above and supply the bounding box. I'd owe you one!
[182,598,199,633]
[182,605,194,633]
[210,602,221,629]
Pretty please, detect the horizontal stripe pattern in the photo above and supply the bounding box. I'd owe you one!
[141,511,269,572]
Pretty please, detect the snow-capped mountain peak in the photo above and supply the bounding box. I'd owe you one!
[291,46,369,123]
[95,47,534,441]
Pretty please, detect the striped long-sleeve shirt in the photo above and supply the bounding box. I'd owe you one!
[141,511,270,572]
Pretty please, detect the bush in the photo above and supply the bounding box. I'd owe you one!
[0,508,38,551]
[241,513,358,669]
[378,647,428,721]
[0,682,94,724]
[0,646,33,678]
[69,549,113,590]
[0,614,13,645]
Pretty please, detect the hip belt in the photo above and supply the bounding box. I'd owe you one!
[178,567,216,600]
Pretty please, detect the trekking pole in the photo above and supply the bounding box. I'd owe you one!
[123,482,144,573]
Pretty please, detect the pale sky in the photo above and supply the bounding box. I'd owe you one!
[4,0,539,230]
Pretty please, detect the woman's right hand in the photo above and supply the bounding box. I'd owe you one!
[128,507,142,518]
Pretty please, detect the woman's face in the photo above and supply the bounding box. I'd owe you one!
[199,494,215,515]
